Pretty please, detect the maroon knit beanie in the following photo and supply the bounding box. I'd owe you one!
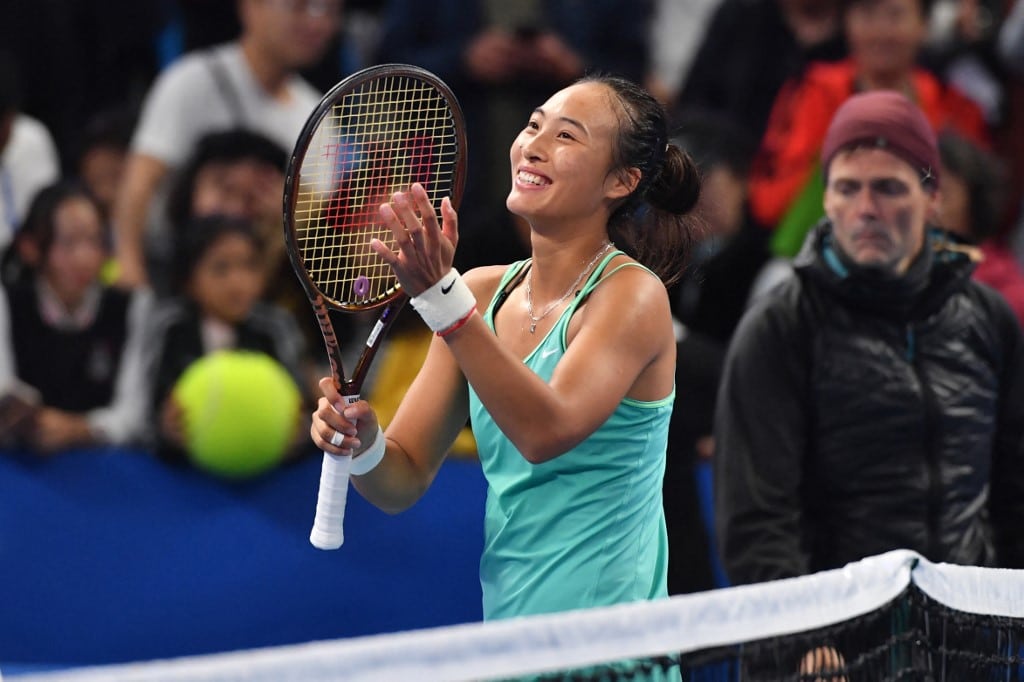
[821,91,940,189]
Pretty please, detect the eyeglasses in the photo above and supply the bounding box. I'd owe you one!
[264,0,341,18]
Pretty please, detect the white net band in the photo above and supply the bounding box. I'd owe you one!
[11,550,1024,682]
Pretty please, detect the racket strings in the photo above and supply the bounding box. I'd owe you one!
[293,74,460,308]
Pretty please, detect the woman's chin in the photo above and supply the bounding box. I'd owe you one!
[506,194,531,221]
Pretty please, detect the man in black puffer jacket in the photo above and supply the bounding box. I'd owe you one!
[714,91,1024,586]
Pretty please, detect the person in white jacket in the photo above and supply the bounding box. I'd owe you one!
[0,54,59,251]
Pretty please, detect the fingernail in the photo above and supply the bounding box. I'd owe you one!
[351,439,361,449]
[343,407,358,419]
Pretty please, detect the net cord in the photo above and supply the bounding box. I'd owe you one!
[11,550,1024,682]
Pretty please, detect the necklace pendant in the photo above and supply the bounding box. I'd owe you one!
[524,241,612,337]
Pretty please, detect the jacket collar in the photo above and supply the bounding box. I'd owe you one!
[794,220,978,320]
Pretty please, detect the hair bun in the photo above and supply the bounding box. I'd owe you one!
[646,144,701,215]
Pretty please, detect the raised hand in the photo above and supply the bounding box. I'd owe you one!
[371,182,459,296]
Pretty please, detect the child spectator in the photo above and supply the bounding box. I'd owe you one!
[0,182,152,452]
[145,214,311,466]
[165,129,321,369]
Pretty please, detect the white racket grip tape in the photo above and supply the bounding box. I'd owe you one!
[309,393,360,550]
[309,452,352,549]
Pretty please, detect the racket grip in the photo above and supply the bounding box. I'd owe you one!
[309,451,352,550]
[309,392,361,550]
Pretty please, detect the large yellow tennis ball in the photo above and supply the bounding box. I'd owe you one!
[173,350,302,479]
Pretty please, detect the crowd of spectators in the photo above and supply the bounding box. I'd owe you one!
[2,0,1024,596]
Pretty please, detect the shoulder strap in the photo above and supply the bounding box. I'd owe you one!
[490,260,530,318]
[204,48,247,128]
[574,251,653,305]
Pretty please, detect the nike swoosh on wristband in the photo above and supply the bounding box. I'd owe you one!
[441,278,456,294]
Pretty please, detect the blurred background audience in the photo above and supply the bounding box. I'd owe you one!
[748,0,991,258]
[0,0,1022,602]
[110,0,343,292]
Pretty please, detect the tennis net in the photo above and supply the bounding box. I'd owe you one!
[10,549,1024,681]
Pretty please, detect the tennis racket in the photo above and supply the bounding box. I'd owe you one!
[283,64,467,549]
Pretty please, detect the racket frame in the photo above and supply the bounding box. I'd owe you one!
[282,63,467,548]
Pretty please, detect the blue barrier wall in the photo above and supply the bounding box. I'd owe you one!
[0,449,486,670]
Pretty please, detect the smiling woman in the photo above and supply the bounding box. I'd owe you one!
[503,78,699,339]
[309,74,702,628]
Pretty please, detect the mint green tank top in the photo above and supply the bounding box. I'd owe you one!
[468,252,673,621]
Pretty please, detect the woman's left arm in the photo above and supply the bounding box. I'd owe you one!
[451,266,673,463]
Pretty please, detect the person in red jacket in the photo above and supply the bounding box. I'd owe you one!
[748,0,989,256]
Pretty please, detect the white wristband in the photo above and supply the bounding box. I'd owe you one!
[409,268,475,333]
[350,425,386,476]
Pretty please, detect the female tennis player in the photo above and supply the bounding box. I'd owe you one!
[311,74,701,620]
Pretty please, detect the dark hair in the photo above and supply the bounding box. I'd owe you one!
[172,214,264,294]
[75,107,136,169]
[577,74,702,287]
[166,129,288,232]
[937,131,1005,242]
[1,182,103,286]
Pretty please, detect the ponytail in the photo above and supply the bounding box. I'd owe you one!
[579,74,703,286]
[646,143,701,216]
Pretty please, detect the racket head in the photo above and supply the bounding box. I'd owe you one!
[283,63,468,313]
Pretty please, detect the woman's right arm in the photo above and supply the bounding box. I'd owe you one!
[311,269,504,513]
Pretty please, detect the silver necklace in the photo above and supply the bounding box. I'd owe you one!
[526,241,613,334]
